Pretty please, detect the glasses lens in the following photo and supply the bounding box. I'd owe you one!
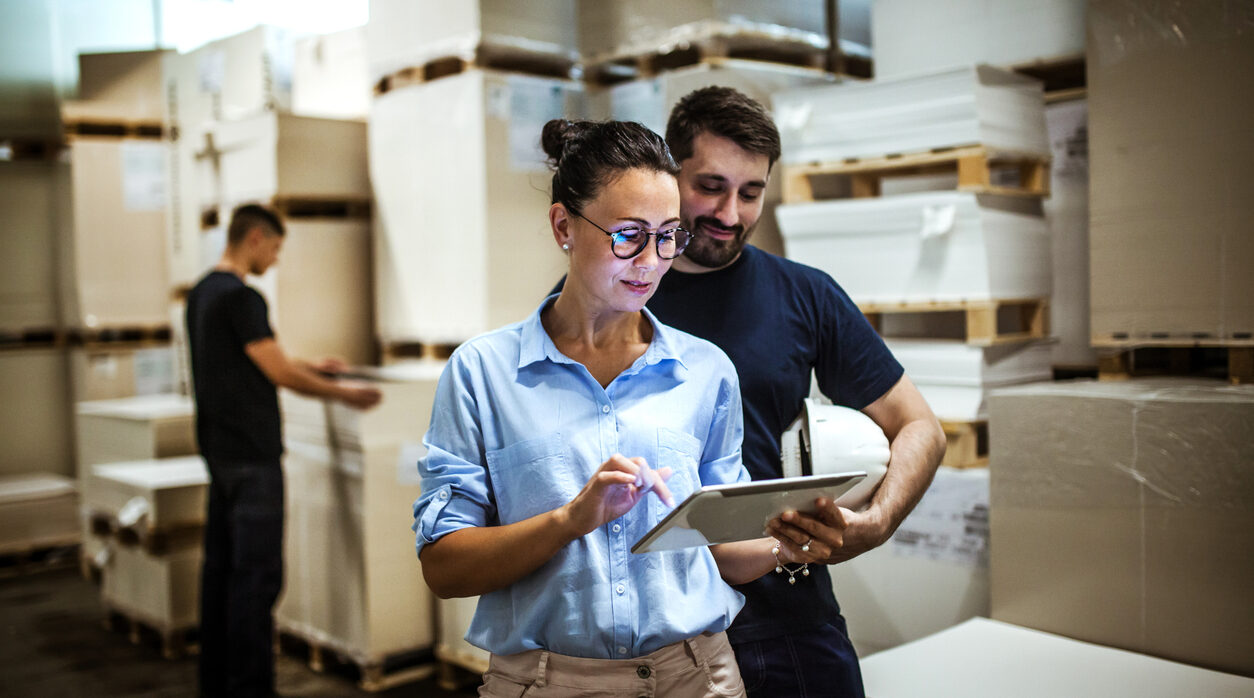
[659,228,690,259]
[611,227,646,259]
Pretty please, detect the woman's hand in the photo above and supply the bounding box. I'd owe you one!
[558,454,673,538]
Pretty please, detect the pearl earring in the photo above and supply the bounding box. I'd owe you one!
[562,243,570,250]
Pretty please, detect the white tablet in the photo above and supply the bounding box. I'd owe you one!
[631,472,866,554]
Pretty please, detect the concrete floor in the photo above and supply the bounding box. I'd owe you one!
[0,554,478,698]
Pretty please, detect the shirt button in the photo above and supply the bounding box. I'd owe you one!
[618,646,628,655]
[438,490,448,500]
[601,404,611,414]
[637,665,652,679]
[616,584,625,595]
[612,523,621,533]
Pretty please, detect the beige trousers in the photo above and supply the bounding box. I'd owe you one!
[478,631,746,698]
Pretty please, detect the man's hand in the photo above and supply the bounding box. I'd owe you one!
[766,497,889,565]
[337,382,382,409]
[311,357,349,376]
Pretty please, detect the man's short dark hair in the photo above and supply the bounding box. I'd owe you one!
[226,203,285,246]
[666,86,782,169]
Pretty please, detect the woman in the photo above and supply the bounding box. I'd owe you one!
[413,119,823,697]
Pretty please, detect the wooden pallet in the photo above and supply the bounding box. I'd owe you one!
[277,627,436,692]
[1011,54,1086,103]
[782,145,1051,203]
[88,512,203,555]
[0,326,64,350]
[103,604,197,660]
[0,136,65,161]
[940,420,988,469]
[1093,338,1254,385]
[0,539,80,578]
[67,325,173,347]
[374,44,577,95]
[271,196,373,220]
[861,298,1049,347]
[382,342,460,363]
[435,644,489,691]
[582,30,843,86]
[64,119,164,140]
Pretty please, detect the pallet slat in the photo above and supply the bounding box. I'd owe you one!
[783,145,1051,204]
[374,44,576,95]
[276,628,435,693]
[940,421,988,469]
[861,298,1049,347]
[1096,344,1253,385]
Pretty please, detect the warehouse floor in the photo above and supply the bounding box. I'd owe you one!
[0,556,477,697]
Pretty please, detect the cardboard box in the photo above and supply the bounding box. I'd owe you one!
[367,0,577,81]
[371,70,580,344]
[293,27,370,120]
[0,474,79,554]
[1087,1,1254,340]
[884,340,1052,421]
[101,542,201,632]
[577,0,828,61]
[70,345,177,402]
[832,467,990,656]
[209,113,369,205]
[587,59,833,257]
[0,349,73,478]
[0,161,63,331]
[772,65,1049,165]
[1043,98,1095,368]
[437,595,490,673]
[62,137,170,329]
[162,25,294,132]
[871,0,1086,79]
[778,192,1051,304]
[62,49,170,123]
[277,362,442,663]
[861,618,1254,697]
[85,457,207,532]
[75,394,196,473]
[988,379,1254,677]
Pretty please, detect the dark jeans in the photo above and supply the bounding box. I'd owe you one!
[733,616,865,698]
[199,459,285,698]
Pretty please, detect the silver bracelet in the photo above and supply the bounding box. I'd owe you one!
[771,540,809,585]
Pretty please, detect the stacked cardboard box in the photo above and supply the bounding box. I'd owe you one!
[371,70,580,345]
[292,26,371,121]
[277,362,441,668]
[0,349,73,478]
[0,474,79,554]
[74,394,197,471]
[988,379,1254,677]
[0,161,64,332]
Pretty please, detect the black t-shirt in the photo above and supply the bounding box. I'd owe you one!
[185,271,282,461]
[646,246,904,643]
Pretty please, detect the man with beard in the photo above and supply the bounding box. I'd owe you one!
[649,87,947,696]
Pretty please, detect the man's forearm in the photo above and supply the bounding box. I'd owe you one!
[866,416,945,540]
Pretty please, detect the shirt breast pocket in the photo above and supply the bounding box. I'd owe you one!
[653,428,702,520]
[485,433,576,525]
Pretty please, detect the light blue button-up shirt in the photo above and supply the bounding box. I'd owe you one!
[413,298,749,659]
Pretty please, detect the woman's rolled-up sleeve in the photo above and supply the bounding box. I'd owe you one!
[412,351,496,556]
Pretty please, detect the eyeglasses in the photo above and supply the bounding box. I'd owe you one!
[573,212,691,260]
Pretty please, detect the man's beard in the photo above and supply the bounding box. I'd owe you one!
[680,216,752,269]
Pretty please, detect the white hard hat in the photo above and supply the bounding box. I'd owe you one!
[780,399,891,511]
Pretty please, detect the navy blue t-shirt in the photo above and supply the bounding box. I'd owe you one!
[646,245,903,643]
[185,271,282,462]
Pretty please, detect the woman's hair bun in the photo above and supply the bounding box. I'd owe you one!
[541,118,594,167]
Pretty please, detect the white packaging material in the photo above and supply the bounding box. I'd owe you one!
[834,466,989,656]
[772,65,1048,165]
[588,59,833,256]
[886,339,1053,422]
[85,457,207,531]
[0,349,73,478]
[437,595,490,673]
[872,0,1086,80]
[778,192,1051,304]
[861,618,1254,698]
[1043,98,1095,368]
[0,473,79,553]
[367,0,577,81]
[293,27,370,120]
[0,161,62,330]
[162,25,293,132]
[371,70,578,344]
[74,394,197,472]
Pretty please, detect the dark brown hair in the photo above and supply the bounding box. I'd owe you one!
[226,203,284,246]
[665,86,781,168]
[541,119,679,214]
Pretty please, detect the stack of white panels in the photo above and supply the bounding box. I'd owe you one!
[861,618,1254,697]
[772,65,1048,165]
[0,474,79,554]
[277,361,442,669]
[75,394,197,472]
[871,0,1086,80]
[833,466,989,656]
[367,0,578,83]
[293,27,371,121]
[85,457,208,533]
[371,71,579,344]
[777,192,1051,304]
[883,340,1052,422]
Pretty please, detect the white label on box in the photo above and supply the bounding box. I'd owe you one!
[611,80,666,136]
[509,77,569,172]
[398,441,426,486]
[888,469,989,567]
[120,141,167,212]
[133,347,175,396]
[1047,99,1088,180]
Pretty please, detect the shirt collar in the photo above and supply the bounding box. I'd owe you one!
[518,294,689,374]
